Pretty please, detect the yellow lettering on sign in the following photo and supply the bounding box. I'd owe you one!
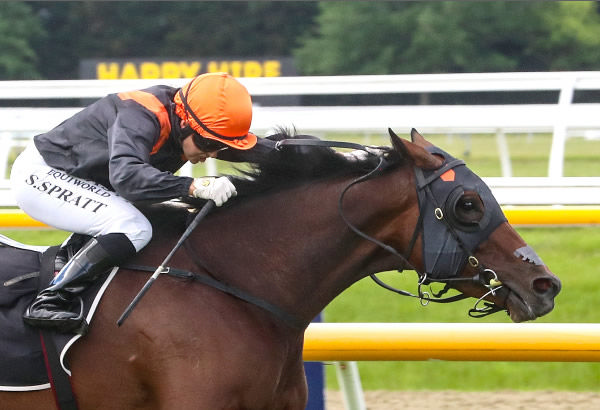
[263,61,281,77]
[120,63,139,79]
[179,62,201,78]
[208,60,281,77]
[229,61,243,77]
[207,61,229,73]
[94,59,284,80]
[160,62,180,78]
[140,62,160,79]
[97,63,120,79]
[243,61,262,77]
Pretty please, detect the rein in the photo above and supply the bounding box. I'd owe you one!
[121,263,307,330]
[275,138,371,151]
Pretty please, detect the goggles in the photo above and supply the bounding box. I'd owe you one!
[192,133,229,152]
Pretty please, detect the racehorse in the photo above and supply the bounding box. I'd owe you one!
[2,129,560,410]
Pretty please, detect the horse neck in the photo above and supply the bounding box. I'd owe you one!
[183,166,417,327]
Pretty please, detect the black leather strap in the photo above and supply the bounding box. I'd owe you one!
[40,331,78,410]
[38,246,79,410]
[122,264,306,330]
[275,139,369,151]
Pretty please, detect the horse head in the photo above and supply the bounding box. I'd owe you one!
[388,128,561,322]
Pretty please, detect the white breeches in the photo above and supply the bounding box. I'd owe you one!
[10,144,152,251]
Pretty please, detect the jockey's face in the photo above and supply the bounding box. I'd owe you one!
[181,134,220,164]
[180,119,224,164]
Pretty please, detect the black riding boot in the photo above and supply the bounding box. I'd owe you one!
[23,233,136,332]
[53,233,91,273]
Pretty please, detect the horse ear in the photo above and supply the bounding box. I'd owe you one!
[388,128,443,170]
[410,128,434,148]
[388,128,411,158]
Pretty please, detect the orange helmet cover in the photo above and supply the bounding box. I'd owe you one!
[174,72,257,150]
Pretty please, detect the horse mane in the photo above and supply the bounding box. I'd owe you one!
[139,130,404,227]
[229,129,400,198]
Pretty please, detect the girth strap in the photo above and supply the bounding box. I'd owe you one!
[38,246,79,410]
[121,264,306,330]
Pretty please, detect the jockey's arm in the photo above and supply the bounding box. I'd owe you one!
[108,109,193,202]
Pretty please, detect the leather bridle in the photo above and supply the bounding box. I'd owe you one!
[278,138,508,318]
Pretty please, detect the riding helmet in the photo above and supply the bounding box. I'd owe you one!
[174,72,257,150]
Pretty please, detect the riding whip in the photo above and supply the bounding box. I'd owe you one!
[117,199,215,326]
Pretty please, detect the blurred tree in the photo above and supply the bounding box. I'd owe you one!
[14,1,600,80]
[28,1,318,79]
[294,2,600,75]
[535,1,600,70]
[0,2,45,79]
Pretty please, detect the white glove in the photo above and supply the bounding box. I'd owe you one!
[192,177,237,207]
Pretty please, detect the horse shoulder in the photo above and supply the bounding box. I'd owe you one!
[90,269,306,409]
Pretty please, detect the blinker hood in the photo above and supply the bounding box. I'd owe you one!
[415,146,506,279]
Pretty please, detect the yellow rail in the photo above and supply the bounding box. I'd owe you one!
[0,210,49,228]
[303,323,600,362]
[502,206,600,225]
[1,207,599,228]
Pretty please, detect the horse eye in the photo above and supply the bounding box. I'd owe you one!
[459,199,475,211]
[453,193,484,227]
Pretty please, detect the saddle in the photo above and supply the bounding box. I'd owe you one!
[0,234,116,391]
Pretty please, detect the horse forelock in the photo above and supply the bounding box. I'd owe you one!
[229,130,403,198]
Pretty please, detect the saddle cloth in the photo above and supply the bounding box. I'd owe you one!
[0,234,116,391]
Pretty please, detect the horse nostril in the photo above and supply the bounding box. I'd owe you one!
[533,277,560,296]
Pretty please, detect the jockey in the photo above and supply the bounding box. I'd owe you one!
[10,72,273,332]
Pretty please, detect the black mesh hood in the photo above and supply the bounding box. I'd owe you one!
[416,146,507,279]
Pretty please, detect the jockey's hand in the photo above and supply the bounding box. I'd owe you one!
[191,177,237,206]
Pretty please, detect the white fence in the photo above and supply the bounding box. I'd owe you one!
[1,72,600,206]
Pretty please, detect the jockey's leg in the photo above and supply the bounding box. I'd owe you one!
[23,233,136,332]
[11,143,152,332]
[54,233,91,272]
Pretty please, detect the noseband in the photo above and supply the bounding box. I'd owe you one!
[277,138,508,318]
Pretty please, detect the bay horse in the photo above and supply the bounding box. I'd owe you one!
[2,129,560,409]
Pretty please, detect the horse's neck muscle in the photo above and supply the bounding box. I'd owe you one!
[164,168,416,326]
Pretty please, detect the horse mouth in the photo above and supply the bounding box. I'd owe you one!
[502,285,555,323]
[505,291,536,322]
